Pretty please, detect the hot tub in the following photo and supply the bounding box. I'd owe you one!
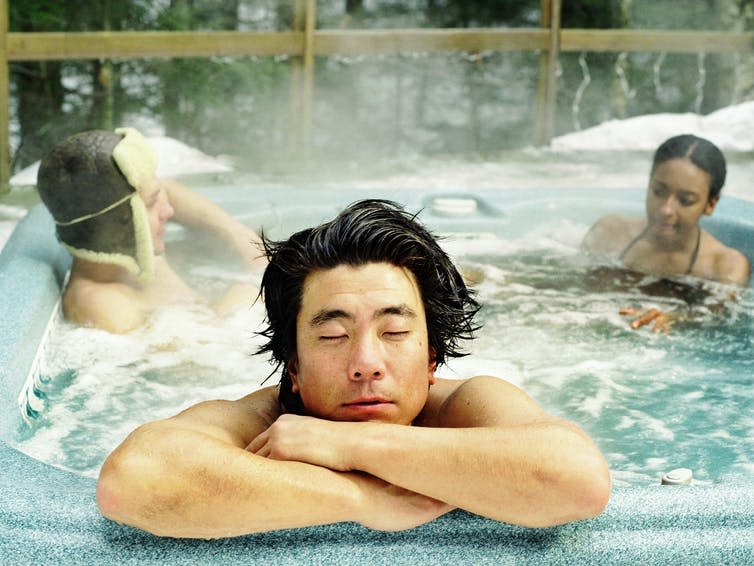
[1,186,753,564]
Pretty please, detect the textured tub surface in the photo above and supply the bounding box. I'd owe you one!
[1,437,753,564]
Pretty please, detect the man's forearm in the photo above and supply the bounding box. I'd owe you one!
[162,179,264,269]
[96,422,367,538]
[347,420,610,528]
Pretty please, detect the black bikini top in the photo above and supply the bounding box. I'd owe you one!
[618,225,701,275]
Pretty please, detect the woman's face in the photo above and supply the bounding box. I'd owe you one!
[645,157,718,246]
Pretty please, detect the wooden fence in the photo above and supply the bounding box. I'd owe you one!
[1,0,752,191]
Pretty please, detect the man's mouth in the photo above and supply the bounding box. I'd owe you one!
[344,397,391,407]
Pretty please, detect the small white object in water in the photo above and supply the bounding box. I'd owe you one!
[661,467,693,485]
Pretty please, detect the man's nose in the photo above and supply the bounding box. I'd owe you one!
[161,198,175,221]
[348,335,384,381]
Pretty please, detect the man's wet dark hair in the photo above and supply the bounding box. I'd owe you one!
[651,134,726,202]
[256,199,481,414]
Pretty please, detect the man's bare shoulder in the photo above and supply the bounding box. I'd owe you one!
[421,376,548,428]
[63,276,147,333]
[169,385,282,448]
[582,214,643,257]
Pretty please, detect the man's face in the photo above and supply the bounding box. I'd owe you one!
[138,178,174,255]
[290,262,436,425]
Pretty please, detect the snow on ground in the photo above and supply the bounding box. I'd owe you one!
[551,100,754,152]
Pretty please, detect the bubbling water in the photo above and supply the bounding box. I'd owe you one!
[13,216,754,486]
[444,224,754,487]
[15,299,272,477]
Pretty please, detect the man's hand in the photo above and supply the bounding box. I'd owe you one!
[619,307,676,333]
[352,475,454,531]
[247,414,454,531]
[247,414,355,471]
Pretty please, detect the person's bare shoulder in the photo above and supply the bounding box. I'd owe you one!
[421,376,550,428]
[169,385,282,448]
[711,241,752,287]
[63,276,148,334]
[581,214,642,258]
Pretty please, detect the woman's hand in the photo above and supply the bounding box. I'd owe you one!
[619,307,678,333]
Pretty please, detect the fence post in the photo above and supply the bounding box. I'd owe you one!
[290,1,304,156]
[302,0,315,162]
[0,0,9,193]
[533,0,561,147]
[290,0,315,161]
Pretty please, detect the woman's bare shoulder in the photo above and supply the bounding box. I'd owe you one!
[704,234,752,286]
[582,214,643,256]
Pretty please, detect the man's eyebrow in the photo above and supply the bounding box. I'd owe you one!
[309,304,417,326]
[310,309,353,326]
[376,304,417,319]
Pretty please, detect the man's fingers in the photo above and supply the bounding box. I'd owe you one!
[246,432,267,454]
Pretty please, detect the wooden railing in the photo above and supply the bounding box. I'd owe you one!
[1,0,752,190]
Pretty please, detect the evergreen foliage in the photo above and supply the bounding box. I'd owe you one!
[7,1,754,174]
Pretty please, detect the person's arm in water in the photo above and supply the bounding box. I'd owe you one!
[161,178,267,273]
[617,242,750,332]
[96,377,610,538]
[161,178,266,313]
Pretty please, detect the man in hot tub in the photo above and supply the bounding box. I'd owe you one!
[96,199,611,538]
[36,127,266,333]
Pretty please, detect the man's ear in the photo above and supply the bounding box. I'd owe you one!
[704,195,720,216]
[288,356,300,394]
[428,347,437,386]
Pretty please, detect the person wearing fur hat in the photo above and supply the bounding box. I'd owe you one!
[37,127,265,333]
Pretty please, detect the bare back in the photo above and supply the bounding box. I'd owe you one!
[63,256,199,333]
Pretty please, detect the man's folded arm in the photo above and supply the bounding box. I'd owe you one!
[253,377,611,528]
[96,397,449,538]
[355,376,611,527]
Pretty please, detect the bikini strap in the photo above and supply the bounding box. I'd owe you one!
[686,228,701,275]
[618,225,650,261]
[619,224,701,275]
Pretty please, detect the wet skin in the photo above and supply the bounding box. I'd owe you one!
[289,262,436,426]
[138,178,175,255]
[643,157,716,251]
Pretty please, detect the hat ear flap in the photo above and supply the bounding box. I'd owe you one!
[113,127,158,190]
[130,195,155,280]
[56,194,153,278]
